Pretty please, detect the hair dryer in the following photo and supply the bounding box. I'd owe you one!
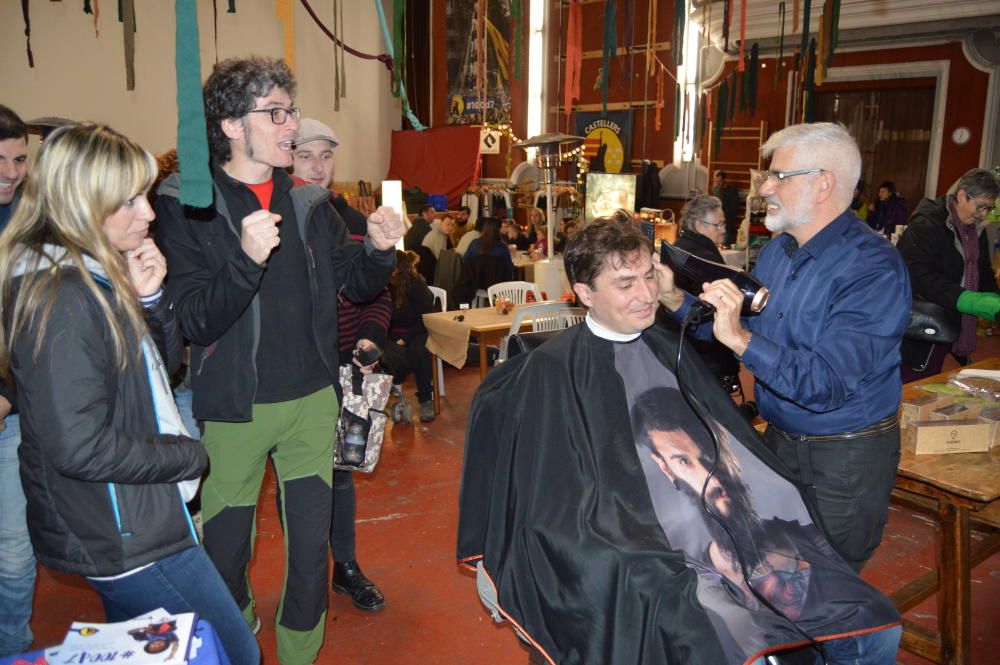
[659,241,769,315]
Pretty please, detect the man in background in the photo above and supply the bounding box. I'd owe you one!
[712,170,741,246]
[0,104,34,658]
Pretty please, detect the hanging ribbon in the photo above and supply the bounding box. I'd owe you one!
[828,0,841,65]
[774,2,785,90]
[333,0,343,110]
[816,9,826,85]
[275,0,295,72]
[511,0,522,80]
[793,0,800,34]
[394,0,407,97]
[175,0,213,208]
[748,42,759,114]
[715,80,728,158]
[622,0,634,80]
[728,68,737,123]
[800,0,812,56]
[228,0,236,11]
[299,0,393,70]
[373,0,426,129]
[804,38,817,122]
[737,0,746,71]
[564,0,582,116]
[22,0,34,67]
[601,0,617,116]
[123,0,135,89]
[722,0,731,52]
[674,83,682,140]
[672,0,684,68]
[84,0,100,37]
[646,0,657,76]
[655,64,664,132]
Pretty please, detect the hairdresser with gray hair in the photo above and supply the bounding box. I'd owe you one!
[659,122,911,571]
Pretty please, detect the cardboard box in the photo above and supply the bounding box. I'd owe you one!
[900,392,954,429]
[903,419,992,455]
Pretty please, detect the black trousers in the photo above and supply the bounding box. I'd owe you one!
[764,424,901,572]
[382,335,433,403]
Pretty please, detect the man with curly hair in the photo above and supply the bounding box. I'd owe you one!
[155,56,402,665]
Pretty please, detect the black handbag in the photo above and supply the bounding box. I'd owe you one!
[905,298,959,344]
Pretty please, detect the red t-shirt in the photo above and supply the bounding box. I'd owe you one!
[245,179,274,210]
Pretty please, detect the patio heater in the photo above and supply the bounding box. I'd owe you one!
[512,132,583,299]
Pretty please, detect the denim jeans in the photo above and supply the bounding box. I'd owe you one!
[87,545,259,665]
[753,625,902,665]
[0,415,36,656]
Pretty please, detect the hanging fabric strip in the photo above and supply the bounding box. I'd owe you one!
[394,0,406,96]
[228,0,236,11]
[655,64,664,132]
[22,0,34,67]
[697,90,706,152]
[804,38,816,122]
[511,0,522,80]
[333,0,342,111]
[601,0,617,116]
[83,0,102,37]
[715,80,728,158]
[622,0,634,80]
[793,0,800,33]
[738,65,747,112]
[748,42,759,114]
[674,83,681,140]
[212,0,219,63]
[338,0,346,97]
[775,2,785,90]
[829,0,841,64]
[646,0,657,76]
[728,68,737,123]
[373,0,426,129]
[722,0,731,52]
[123,0,135,89]
[816,7,827,85]
[672,0,684,68]
[175,0,213,208]
[564,0,582,116]
[800,0,811,56]
[737,0,746,71]
[300,0,393,69]
[275,0,295,72]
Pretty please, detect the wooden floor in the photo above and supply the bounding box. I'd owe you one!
[24,337,1000,664]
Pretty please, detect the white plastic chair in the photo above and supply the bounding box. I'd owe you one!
[487,281,542,307]
[498,303,583,361]
[427,286,447,396]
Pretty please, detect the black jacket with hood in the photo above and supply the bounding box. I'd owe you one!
[154,167,394,422]
[11,252,206,577]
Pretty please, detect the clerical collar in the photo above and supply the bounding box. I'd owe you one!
[585,313,641,342]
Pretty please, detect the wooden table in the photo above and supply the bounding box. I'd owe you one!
[892,358,1000,664]
[513,254,536,282]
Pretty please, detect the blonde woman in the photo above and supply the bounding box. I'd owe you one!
[0,125,258,663]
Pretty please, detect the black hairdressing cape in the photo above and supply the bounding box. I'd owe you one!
[457,323,900,665]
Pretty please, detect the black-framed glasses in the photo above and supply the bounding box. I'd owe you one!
[963,192,996,214]
[752,168,825,187]
[246,107,301,125]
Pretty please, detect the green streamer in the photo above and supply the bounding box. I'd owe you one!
[511,0,522,80]
[748,43,759,115]
[228,0,236,12]
[804,38,817,122]
[715,80,729,158]
[601,0,617,116]
[175,0,213,207]
[84,0,92,13]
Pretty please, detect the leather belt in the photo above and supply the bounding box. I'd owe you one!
[769,414,899,443]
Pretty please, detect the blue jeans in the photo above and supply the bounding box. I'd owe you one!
[753,625,902,665]
[87,546,259,665]
[0,415,35,656]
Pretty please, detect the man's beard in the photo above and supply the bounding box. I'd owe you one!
[676,470,766,571]
[764,196,812,234]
